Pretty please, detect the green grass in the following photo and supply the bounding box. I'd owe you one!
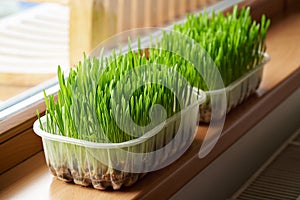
[39,44,194,143]
[171,5,270,87]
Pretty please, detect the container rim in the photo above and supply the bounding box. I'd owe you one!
[33,89,206,149]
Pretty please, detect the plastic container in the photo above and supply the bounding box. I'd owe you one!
[199,53,270,123]
[33,90,206,190]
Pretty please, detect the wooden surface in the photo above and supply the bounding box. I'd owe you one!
[0,128,42,174]
[1,7,300,199]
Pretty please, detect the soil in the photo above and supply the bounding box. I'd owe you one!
[56,165,73,182]
[199,103,212,123]
[48,161,146,190]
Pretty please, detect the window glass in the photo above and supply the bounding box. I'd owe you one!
[0,1,69,120]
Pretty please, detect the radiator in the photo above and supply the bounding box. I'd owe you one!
[230,129,300,200]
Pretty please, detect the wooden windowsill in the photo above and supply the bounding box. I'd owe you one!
[1,1,300,200]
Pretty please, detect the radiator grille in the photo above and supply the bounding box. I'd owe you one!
[231,129,300,200]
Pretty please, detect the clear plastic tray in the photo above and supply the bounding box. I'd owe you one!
[33,90,205,190]
[199,53,270,123]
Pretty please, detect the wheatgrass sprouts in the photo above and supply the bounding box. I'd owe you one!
[39,41,195,144]
[172,5,270,87]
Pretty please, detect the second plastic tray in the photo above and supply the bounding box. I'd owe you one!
[199,53,270,122]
